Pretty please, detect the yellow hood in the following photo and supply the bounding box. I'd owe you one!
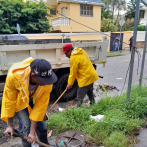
[1,57,53,122]
[71,47,83,55]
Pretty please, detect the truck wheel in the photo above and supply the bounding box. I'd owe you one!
[55,73,78,101]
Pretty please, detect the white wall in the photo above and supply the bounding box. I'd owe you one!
[140,10,147,25]
[135,31,146,41]
[46,0,57,5]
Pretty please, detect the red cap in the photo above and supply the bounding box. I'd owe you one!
[61,44,73,55]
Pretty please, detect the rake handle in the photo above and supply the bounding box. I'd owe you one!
[9,131,51,147]
[47,89,67,114]
[24,136,51,147]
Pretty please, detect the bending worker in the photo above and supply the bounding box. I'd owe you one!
[1,57,57,147]
[61,44,99,107]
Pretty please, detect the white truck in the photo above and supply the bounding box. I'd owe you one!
[0,36,108,100]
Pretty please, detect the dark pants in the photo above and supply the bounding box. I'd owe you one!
[77,83,95,107]
[130,45,132,52]
[16,108,47,147]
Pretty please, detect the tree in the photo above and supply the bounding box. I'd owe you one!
[0,0,52,34]
[101,18,116,32]
[101,0,115,19]
[114,0,126,25]
[125,0,142,27]
[101,7,111,19]
[101,0,126,20]
[101,0,126,32]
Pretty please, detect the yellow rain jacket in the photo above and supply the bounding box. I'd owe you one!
[1,57,53,122]
[68,47,99,87]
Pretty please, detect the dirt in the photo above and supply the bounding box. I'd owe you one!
[0,117,20,145]
[96,83,119,92]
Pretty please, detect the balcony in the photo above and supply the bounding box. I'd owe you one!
[52,17,70,26]
[51,17,71,32]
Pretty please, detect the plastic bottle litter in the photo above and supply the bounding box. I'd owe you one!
[59,108,65,112]
[60,141,64,146]
[90,115,105,122]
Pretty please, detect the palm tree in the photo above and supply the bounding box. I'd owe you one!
[101,0,126,21]
[115,0,127,24]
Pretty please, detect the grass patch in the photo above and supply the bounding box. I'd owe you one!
[104,131,129,147]
[47,86,147,147]
[107,52,122,57]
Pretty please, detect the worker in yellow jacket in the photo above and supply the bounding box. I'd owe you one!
[61,44,99,107]
[1,57,57,147]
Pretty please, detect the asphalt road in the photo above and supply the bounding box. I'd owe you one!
[96,49,147,93]
[48,48,147,110]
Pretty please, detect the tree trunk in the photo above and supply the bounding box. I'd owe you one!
[112,4,115,20]
[115,9,120,25]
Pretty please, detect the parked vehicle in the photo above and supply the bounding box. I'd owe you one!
[0,36,108,100]
[2,35,28,40]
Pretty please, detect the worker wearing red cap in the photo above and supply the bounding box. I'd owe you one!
[61,44,99,107]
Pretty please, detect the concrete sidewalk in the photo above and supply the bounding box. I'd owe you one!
[134,128,147,147]
[0,136,57,147]
[109,48,143,56]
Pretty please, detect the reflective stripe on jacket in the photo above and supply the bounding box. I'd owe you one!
[1,57,53,122]
[68,47,99,87]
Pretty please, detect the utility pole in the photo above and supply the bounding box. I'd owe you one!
[126,0,140,103]
[139,23,147,86]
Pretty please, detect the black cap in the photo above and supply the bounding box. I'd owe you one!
[30,59,57,85]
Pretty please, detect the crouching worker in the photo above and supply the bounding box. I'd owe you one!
[61,44,99,107]
[1,57,57,147]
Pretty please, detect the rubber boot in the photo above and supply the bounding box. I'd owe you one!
[36,129,49,147]
[22,138,31,147]
[90,96,95,105]
[87,85,95,105]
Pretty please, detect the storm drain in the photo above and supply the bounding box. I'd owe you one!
[56,130,86,147]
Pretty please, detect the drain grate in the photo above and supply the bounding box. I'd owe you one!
[56,130,86,147]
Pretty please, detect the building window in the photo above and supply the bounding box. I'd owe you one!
[80,4,93,17]
[140,10,145,18]
[50,9,56,15]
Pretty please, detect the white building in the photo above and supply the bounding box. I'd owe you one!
[113,4,146,26]
[140,5,147,25]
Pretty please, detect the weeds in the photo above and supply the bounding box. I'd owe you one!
[47,86,147,146]
[107,52,122,57]
[104,131,130,147]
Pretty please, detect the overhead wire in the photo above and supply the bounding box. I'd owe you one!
[33,0,142,95]
[33,0,132,48]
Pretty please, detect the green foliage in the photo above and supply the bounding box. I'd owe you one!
[101,18,116,32]
[0,0,51,34]
[47,85,147,146]
[126,0,137,19]
[101,0,126,20]
[103,131,129,147]
[47,106,93,135]
[137,25,146,31]
[101,0,126,31]
[121,18,134,31]
[101,8,111,19]
[125,0,142,28]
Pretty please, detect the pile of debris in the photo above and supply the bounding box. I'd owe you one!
[95,83,119,93]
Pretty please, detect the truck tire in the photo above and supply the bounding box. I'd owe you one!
[55,73,78,101]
